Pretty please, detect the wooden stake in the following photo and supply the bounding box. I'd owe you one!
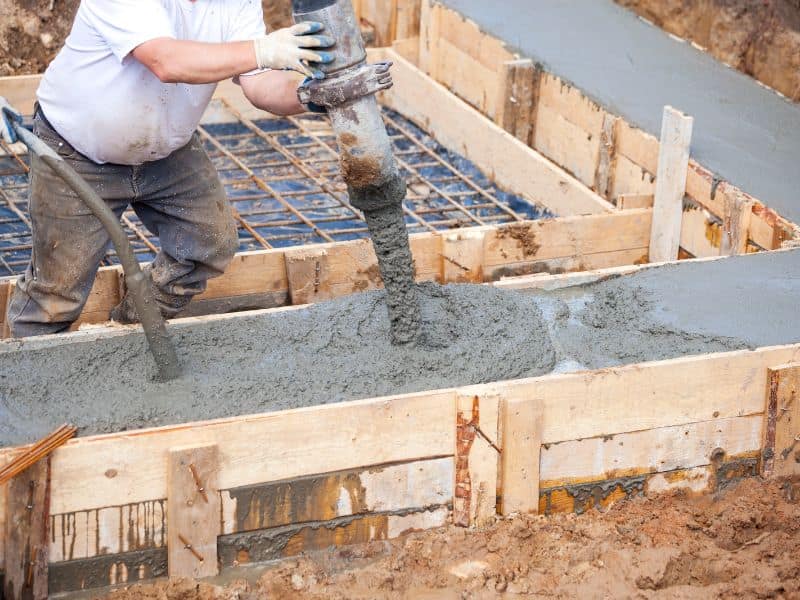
[454,393,500,527]
[500,398,543,515]
[3,458,50,600]
[762,363,800,478]
[720,188,754,256]
[594,113,619,198]
[496,59,539,146]
[167,444,220,579]
[649,106,694,262]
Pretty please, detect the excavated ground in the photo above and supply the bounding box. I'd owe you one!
[89,477,800,599]
[0,0,293,76]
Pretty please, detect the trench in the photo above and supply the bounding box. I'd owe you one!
[2,248,799,447]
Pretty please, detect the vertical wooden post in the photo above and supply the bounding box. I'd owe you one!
[762,363,800,478]
[720,188,754,256]
[418,0,440,78]
[454,393,500,527]
[361,0,397,47]
[594,114,619,199]
[496,59,540,146]
[395,0,421,40]
[167,444,221,579]
[500,398,543,516]
[3,458,50,600]
[649,106,693,263]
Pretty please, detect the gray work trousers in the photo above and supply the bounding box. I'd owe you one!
[7,110,239,337]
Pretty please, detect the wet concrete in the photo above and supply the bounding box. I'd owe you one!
[360,200,421,345]
[440,0,800,223]
[1,249,799,447]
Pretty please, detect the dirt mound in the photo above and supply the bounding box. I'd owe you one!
[98,477,800,599]
[0,0,293,77]
[616,0,800,102]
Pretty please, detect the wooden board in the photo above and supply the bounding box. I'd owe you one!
[45,457,452,564]
[167,444,220,579]
[618,194,654,210]
[221,457,453,536]
[496,59,538,146]
[374,48,615,217]
[540,415,762,485]
[3,458,50,600]
[454,393,500,527]
[763,363,800,477]
[500,397,543,515]
[470,344,800,446]
[482,209,651,279]
[40,389,456,515]
[649,106,694,263]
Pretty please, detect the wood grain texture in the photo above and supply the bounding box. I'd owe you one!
[649,106,694,262]
[497,59,538,146]
[540,415,762,484]
[167,444,220,579]
[500,398,543,516]
[454,393,500,527]
[3,458,50,600]
[763,363,800,477]
[373,47,614,217]
[41,389,456,515]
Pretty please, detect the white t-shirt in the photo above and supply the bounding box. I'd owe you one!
[37,0,266,165]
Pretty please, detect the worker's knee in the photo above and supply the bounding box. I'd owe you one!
[7,280,84,337]
[204,210,239,271]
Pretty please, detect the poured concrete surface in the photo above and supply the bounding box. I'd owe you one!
[2,249,799,447]
[441,0,800,223]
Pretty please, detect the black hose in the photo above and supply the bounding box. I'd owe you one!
[13,124,181,381]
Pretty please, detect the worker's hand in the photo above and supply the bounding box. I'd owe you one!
[297,61,394,110]
[253,22,335,80]
[0,96,23,145]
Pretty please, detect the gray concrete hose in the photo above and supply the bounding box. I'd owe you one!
[293,0,422,345]
[12,122,181,381]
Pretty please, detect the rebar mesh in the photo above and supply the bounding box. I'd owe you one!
[0,101,550,276]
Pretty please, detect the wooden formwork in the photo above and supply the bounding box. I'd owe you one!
[2,46,797,338]
[0,270,798,591]
[0,5,799,595]
[353,0,799,257]
[0,48,635,337]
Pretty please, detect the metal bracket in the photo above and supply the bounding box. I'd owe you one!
[297,61,393,109]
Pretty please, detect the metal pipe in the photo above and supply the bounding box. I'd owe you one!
[292,0,422,345]
[12,123,181,381]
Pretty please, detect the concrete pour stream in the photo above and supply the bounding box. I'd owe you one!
[1,249,798,446]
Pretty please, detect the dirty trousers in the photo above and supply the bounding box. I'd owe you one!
[7,111,239,337]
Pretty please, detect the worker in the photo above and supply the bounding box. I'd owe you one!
[0,0,390,337]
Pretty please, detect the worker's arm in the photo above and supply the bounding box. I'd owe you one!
[132,22,334,84]
[239,70,306,116]
[239,61,397,118]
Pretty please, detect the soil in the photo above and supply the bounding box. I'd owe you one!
[616,0,800,102]
[0,0,294,77]
[94,477,800,599]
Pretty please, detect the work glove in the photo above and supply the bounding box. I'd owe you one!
[297,61,394,112]
[253,22,335,80]
[0,96,22,145]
